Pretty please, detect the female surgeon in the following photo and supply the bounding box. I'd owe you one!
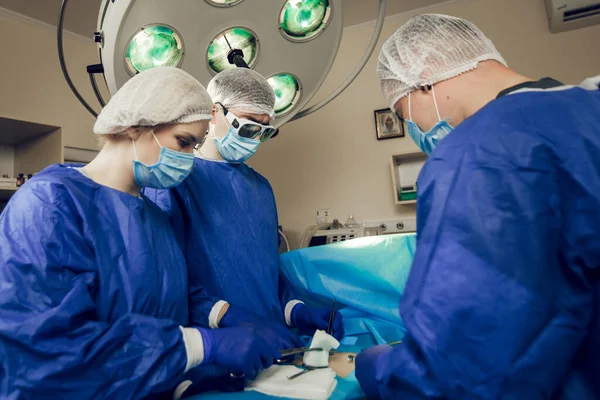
[0,67,278,399]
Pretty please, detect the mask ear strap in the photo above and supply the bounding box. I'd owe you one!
[132,130,159,160]
[218,106,234,131]
[131,139,139,161]
[151,130,162,148]
[408,92,413,121]
[431,85,442,122]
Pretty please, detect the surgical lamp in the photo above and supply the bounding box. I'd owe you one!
[58,0,387,127]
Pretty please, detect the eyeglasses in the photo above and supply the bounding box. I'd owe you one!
[218,103,279,142]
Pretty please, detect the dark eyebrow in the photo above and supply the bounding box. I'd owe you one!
[237,113,269,125]
[179,132,198,143]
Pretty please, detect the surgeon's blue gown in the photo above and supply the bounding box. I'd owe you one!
[145,158,296,327]
[0,165,190,399]
[356,86,600,399]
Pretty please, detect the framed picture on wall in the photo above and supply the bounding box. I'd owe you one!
[374,108,404,140]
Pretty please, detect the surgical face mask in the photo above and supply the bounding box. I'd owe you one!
[213,109,261,163]
[132,131,195,189]
[406,85,454,155]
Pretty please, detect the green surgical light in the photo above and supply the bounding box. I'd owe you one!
[268,74,301,115]
[280,0,330,41]
[125,25,183,74]
[207,28,258,74]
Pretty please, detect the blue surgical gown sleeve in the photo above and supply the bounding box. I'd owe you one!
[279,272,300,321]
[356,89,600,399]
[144,185,220,327]
[0,185,188,399]
[274,212,301,323]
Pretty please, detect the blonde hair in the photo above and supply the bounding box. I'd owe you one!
[96,125,168,147]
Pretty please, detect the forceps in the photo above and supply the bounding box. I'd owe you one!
[287,365,329,380]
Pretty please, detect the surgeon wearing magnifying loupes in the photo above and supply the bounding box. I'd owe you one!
[145,68,344,394]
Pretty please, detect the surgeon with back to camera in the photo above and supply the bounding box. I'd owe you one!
[0,67,279,399]
[145,67,344,355]
[355,14,600,399]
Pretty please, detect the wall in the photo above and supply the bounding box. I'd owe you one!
[0,146,14,178]
[0,10,107,151]
[248,0,600,249]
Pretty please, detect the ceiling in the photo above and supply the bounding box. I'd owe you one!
[0,0,449,38]
[343,0,450,27]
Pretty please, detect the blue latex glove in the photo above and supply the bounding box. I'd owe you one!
[220,305,305,352]
[355,344,393,398]
[291,303,345,340]
[197,327,280,380]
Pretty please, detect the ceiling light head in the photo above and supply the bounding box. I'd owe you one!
[279,0,332,42]
[207,27,259,74]
[268,73,302,116]
[125,25,184,75]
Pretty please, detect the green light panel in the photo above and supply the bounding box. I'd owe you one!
[268,74,300,115]
[280,0,330,39]
[125,25,183,74]
[207,28,258,74]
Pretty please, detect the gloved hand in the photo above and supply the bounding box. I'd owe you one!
[197,326,280,380]
[290,303,345,340]
[220,305,304,352]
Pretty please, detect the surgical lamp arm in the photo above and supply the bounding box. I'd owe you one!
[291,0,387,121]
[57,0,99,117]
[87,64,107,108]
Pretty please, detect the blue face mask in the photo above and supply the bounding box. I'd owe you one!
[132,132,195,189]
[407,120,454,155]
[214,123,260,164]
[406,85,454,155]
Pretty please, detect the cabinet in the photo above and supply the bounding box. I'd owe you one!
[390,151,427,205]
[0,117,63,205]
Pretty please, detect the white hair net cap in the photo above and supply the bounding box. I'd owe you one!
[377,14,507,108]
[207,68,275,117]
[94,67,213,134]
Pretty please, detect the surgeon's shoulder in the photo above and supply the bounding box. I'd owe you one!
[7,164,90,210]
[488,87,596,126]
[244,164,273,188]
[241,162,266,179]
[483,88,600,147]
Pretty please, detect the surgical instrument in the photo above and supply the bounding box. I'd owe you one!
[287,365,329,380]
[326,299,337,336]
[279,347,324,358]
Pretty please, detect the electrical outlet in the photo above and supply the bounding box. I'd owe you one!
[316,209,330,224]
